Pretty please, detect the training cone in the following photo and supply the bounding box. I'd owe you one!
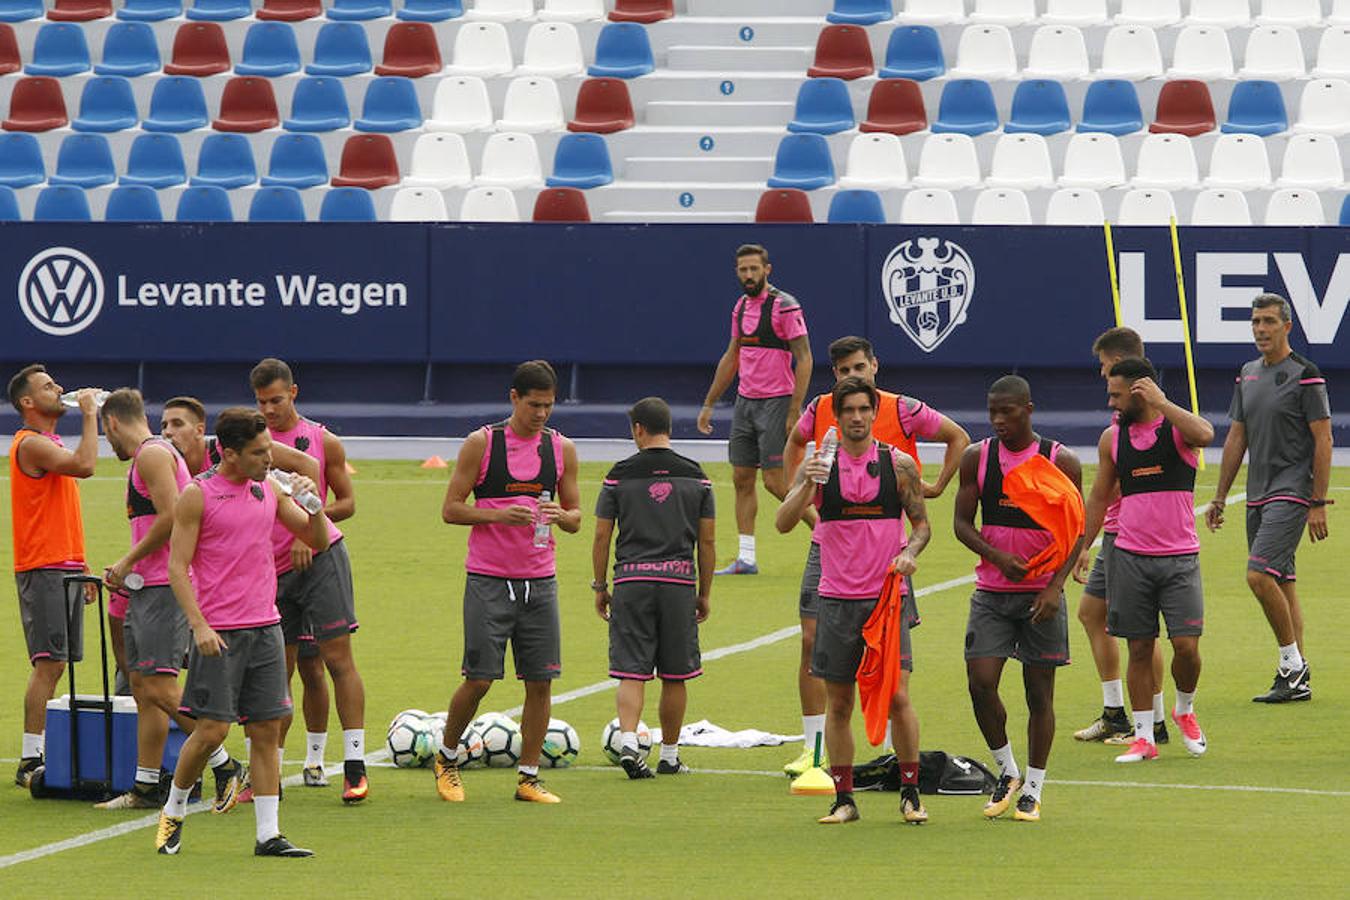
[790,766,836,796]
[420,455,448,469]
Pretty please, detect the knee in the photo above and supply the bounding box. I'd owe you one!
[1246,568,1273,593]
[731,469,756,493]
[523,681,552,702]
[33,661,65,684]
[1077,600,1099,629]
[967,678,996,705]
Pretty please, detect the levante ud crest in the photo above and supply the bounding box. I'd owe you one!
[881,238,975,353]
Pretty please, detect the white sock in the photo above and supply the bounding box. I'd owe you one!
[518,764,538,777]
[801,714,825,759]
[881,718,894,753]
[1023,766,1046,802]
[1133,710,1155,744]
[342,729,364,762]
[660,743,679,765]
[254,795,280,844]
[1152,692,1165,721]
[164,783,191,818]
[206,744,229,769]
[991,742,1020,780]
[305,732,327,767]
[439,741,464,765]
[276,747,284,770]
[1102,679,1125,709]
[21,732,42,759]
[1279,642,1305,672]
[135,766,159,786]
[738,534,755,565]
[1174,689,1195,716]
[620,730,638,753]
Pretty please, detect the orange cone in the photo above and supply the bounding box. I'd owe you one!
[420,455,448,469]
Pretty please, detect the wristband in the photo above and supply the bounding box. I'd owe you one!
[590,580,608,592]
[1309,499,1333,508]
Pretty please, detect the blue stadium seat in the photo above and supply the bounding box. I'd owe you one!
[284,76,352,131]
[546,132,613,188]
[72,76,139,132]
[766,133,836,190]
[116,0,182,20]
[50,134,116,188]
[354,76,423,132]
[142,76,209,132]
[787,77,856,135]
[236,22,302,77]
[307,23,373,76]
[879,25,944,81]
[176,185,234,221]
[328,0,391,19]
[828,0,893,25]
[1221,80,1288,138]
[0,132,45,188]
[588,22,654,78]
[105,184,163,220]
[931,78,999,136]
[34,185,92,221]
[261,133,328,187]
[26,23,91,77]
[95,22,161,76]
[1341,195,1350,226]
[827,188,887,223]
[1005,79,1071,135]
[319,186,377,221]
[396,0,462,21]
[185,0,250,20]
[121,133,186,187]
[191,133,257,188]
[249,185,306,221]
[0,184,19,220]
[1077,79,1143,136]
[0,0,42,22]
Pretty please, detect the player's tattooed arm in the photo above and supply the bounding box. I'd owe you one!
[894,451,930,559]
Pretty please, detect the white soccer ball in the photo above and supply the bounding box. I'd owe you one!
[387,714,434,769]
[424,711,447,752]
[541,718,580,769]
[480,718,523,769]
[471,711,517,734]
[601,717,651,766]
[458,724,486,769]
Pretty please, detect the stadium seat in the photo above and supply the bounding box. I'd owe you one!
[319,186,377,220]
[176,185,233,220]
[257,0,321,21]
[1221,80,1288,136]
[1099,25,1163,79]
[1005,79,1071,135]
[34,185,92,220]
[27,23,91,76]
[518,22,584,76]
[1340,194,1350,225]
[1204,133,1271,189]
[0,0,42,21]
[121,133,187,187]
[48,0,111,20]
[332,133,400,188]
[397,0,463,21]
[986,132,1054,188]
[1277,133,1344,189]
[900,188,959,223]
[467,0,533,20]
[1133,133,1198,188]
[829,0,894,25]
[949,24,1018,79]
[860,78,927,134]
[249,185,307,221]
[971,188,1032,224]
[50,134,116,187]
[117,0,180,19]
[308,23,373,76]
[72,76,139,131]
[192,132,257,187]
[897,0,964,25]
[285,77,351,131]
[186,0,250,20]
[0,24,16,73]
[1293,79,1350,135]
[913,132,981,187]
[1190,188,1251,224]
[1265,188,1324,225]
[1313,27,1350,78]
[971,0,1035,24]
[355,76,423,132]
[1116,0,1180,24]
[1186,0,1249,26]
[427,76,493,131]
[328,0,391,18]
[1042,0,1107,25]
[1023,25,1089,79]
[1256,0,1321,26]
[1077,79,1143,135]
[547,132,613,188]
[95,22,161,76]
[568,78,634,133]
[609,0,672,23]
[1060,132,1126,187]
[142,76,209,131]
[827,189,887,223]
[105,184,163,220]
[0,133,44,187]
[1169,25,1233,78]
[459,185,520,220]
[879,25,944,81]
[403,132,472,187]
[1118,188,1175,224]
[448,21,517,76]
[754,189,814,223]
[532,187,591,221]
[1150,80,1215,136]
[931,78,999,136]
[1044,187,1105,224]
[476,131,542,187]
[808,25,874,79]
[213,77,280,132]
[766,133,836,190]
[590,22,654,78]
[838,132,907,188]
[261,133,329,187]
[540,0,603,22]
[2,77,69,131]
[388,186,449,220]
[237,22,303,77]
[377,22,443,77]
[0,184,19,219]
[498,77,564,132]
[164,23,231,76]
[788,78,856,135]
[1240,26,1305,79]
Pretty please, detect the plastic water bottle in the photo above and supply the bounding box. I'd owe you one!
[812,427,839,485]
[269,469,324,515]
[60,389,109,409]
[533,491,552,548]
[123,573,145,591]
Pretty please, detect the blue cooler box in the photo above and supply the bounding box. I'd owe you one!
[44,695,188,794]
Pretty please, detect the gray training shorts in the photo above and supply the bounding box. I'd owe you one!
[1084,531,1116,599]
[16,568,84,664]
[608,581,702,681]
[124,585,189,675]
[462,573,561,682]
[728,395,789,470]
[180,624,292,724]
[811,595,912,684]
[1107,549,1204,640]
[964,589,1070,667]
[276,538,358,645]
[800,541,921,629]
[1246,501,1307,584]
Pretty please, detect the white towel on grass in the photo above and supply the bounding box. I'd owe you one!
[648,719,802,749]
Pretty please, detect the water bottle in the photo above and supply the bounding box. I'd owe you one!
[812,427,839,485]
[123,573,145,591]
[533,490,552,548]
[60,389,109,409]
[269,469,324,515]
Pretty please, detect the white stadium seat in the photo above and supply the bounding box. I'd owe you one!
[476,131,544,188]
[986,133,1055,188]
[459,186,522,221]
[496,76,565,133]
[389,187,450,222]
[913,133,983,188]
[838,133,909,189]
[1133,133,1199,189]
[403,132,474,188]
[900,188,961,223]
[1060,132,1127,188]
[426,76,495,132]
[971,188,1033,223]
[1118,188,1177,224]
[1045,187,1105,224]
[1191,188,1252,224]
[1264,188,1325,225]
[1204,133,1271,189]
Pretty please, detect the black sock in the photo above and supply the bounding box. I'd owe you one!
[344,760,365,779]
[835,790,854,807]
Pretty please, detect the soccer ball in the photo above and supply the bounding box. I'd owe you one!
[458,724,486,769]
[424,711,447,751]
[387,713,434,769]
[471,711,517,734]
[601,717,652,766]
[541,718,580,769]
[480,718,523,769]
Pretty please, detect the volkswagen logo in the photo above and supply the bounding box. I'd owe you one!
[18,247,104,337]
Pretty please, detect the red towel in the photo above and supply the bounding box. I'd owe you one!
[857,568,906,747]
[1002,454,1085,580]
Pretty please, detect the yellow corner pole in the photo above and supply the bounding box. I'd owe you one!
[1168,217,1205,470]
[1103,220,1122,327]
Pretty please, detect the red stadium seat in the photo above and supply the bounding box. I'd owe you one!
[256,0,322,20]
[808,24,874,80]
[3,77,69,132]
[567,78,635,133]
[164,23,231,76]
[608,0,672,23]
[0,25,20,76]
[533,187,591,221]
[331,133,400,188]
[754,188,814,223]
[860,78,927,134]
[1149,79,1216,136]
[212,77,280,132]
[374,22,442,77]
[47,0,112,20]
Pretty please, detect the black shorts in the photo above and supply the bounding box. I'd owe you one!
[16,568,84,664]
[728,394,789,469]
[124,585,189,676]
[276,539,358,645]
[180,624,292,724]
[462,574,561,682]
[964,590,1070,667]
[1246,501,1307,584]
[608,580,702,681]
[811,595,912,684]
